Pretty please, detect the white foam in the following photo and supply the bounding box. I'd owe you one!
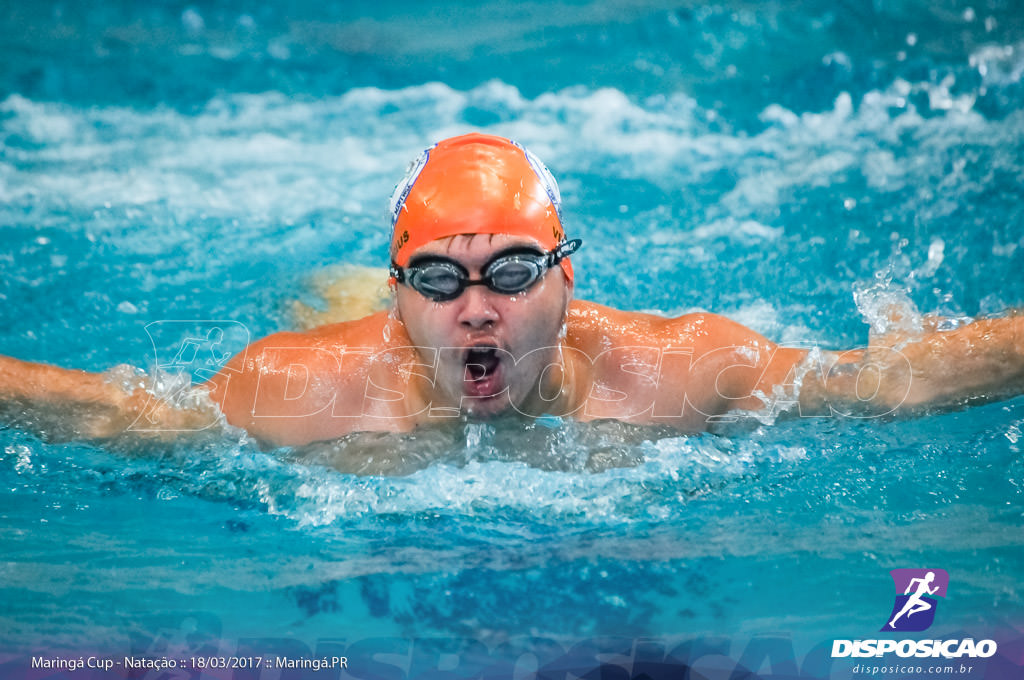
[689,218,782,243]
[970,42,1024,86]
[2,72,1015,248]
[223,426,809,528]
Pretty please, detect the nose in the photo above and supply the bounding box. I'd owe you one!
[456,284,499,329]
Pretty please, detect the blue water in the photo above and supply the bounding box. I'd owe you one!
[1,0,1023,673]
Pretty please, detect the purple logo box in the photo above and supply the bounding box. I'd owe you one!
[881,568,950,632]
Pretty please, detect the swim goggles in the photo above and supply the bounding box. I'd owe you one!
[390,239,582,302]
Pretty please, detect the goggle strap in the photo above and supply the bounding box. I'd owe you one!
[550,238,583,265]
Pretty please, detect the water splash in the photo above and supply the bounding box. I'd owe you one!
[853,274,924,340]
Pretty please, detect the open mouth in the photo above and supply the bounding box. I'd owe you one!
[464,346,500,381]
[463,345,504,397]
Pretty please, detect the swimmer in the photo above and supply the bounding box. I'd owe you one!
[0,132,1022,448]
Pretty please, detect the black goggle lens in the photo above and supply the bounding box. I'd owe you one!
[407,256,542,301]
[411,262,465,299]
[485,257,542,293]
[392,239,581,302]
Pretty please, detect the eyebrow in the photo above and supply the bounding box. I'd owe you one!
[441,233,497,254]
[407,244,544,269]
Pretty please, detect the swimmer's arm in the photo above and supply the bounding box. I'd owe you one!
[793,314,1024,415]
[0,355,219,444]
[731,314,1024,416]
[689,312,1023,418]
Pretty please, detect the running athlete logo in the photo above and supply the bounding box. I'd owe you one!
[881,568,949,632]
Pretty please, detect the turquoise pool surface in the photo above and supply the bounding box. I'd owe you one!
[1,1,1023,678]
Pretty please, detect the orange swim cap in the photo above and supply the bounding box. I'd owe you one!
[389,133,574,281]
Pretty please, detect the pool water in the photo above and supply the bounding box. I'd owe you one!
[1,1,1023,677]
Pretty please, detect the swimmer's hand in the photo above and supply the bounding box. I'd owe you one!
[0,355,221,447]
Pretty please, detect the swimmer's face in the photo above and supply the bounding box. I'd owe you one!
[394,234,572,418]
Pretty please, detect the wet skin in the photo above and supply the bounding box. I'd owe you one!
[1,238,1021,448]
[393,234,573,419]
[207,234,807,447]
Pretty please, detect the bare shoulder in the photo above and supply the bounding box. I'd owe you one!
[565,302,804,422]
[668,311,778,348]
[566,301,765,354]
[204,312,395,442]
[216,311,390,375]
